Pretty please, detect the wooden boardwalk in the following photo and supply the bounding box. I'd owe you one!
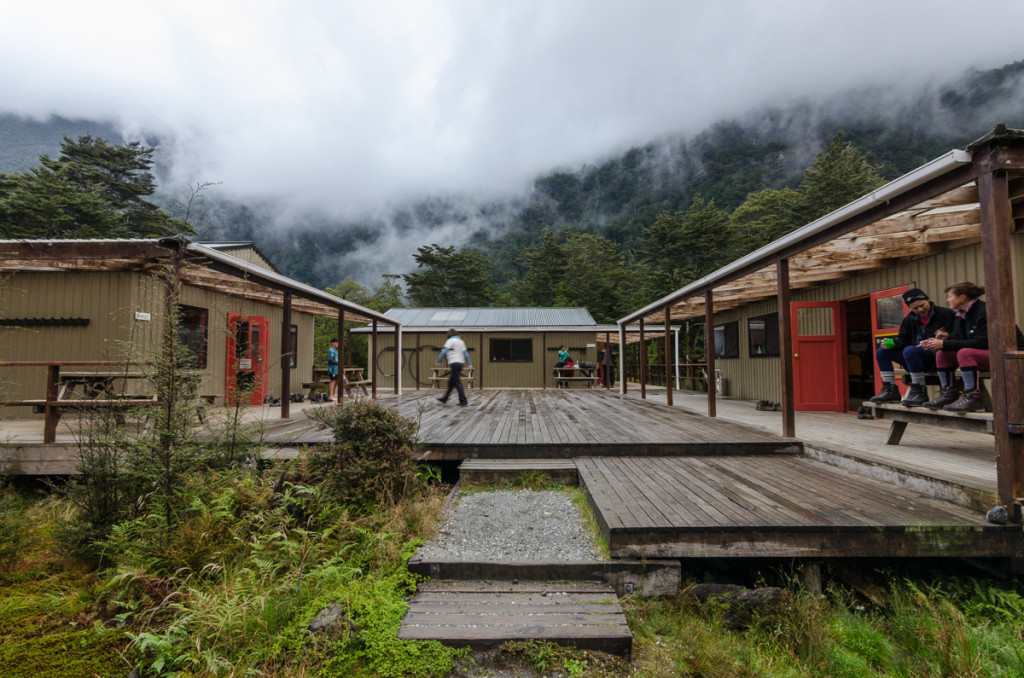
[383,390,800,459]
[578,455,1021,559]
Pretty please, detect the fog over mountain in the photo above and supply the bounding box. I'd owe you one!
[2,2,1023,286]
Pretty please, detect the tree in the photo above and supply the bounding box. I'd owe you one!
[0,135,189,239]
[728,187,802,254]
[793,131,886,224]
[515,231,564,306]
[402,244,492,307]
[554,231,628,323]
[641,195,734,296]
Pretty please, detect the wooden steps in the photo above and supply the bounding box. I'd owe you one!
[398,580,632,658]
[460,458,578,486]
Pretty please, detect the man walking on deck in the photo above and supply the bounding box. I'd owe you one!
[436,328,471,406]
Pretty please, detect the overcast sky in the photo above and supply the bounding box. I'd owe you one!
[1,0,1023,216]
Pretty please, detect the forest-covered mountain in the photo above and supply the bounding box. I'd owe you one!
[2,60,1023,318]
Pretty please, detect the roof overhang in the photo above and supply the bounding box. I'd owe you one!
[618,127,1024,326]
[0,237,399,327]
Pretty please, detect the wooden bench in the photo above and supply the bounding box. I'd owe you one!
[868,402,993,445]
[429,366,474,389]
[553,367,599,389]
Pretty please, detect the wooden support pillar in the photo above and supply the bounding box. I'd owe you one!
[394,326,401,395]
[415,333,421,391]
[664,308,673,407]
[280,291,292,418]
[371,320,378,399]
[777,259,796,438]
[978,169,1023,520]
[605,331,611,390]
[639,319,647,400]
[542,332,547,389]
[705,290,716,418]
[340,308,351,400]
[478,331,484,389]
[618,324,627,395]
[43,364,60,444]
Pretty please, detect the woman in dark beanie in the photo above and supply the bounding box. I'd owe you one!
[920,281,1024,412]
[869,287,955,407]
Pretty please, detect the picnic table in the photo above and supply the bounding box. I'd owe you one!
[553,364,599,388]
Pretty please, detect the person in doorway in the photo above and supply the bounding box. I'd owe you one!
[869,288,956,407]
[919,281,1024,412]
[326,337,340,402]
[436,328,471,406]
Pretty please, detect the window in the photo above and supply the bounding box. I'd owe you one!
[289,324,298,368]
[747,313,779,357]
[713,321,739,359]
[177,305,208,368]
[490,338,533,362]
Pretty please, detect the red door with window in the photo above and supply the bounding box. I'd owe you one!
[226,313,270,405]
[869,285,909,396]
[791,301,846,411]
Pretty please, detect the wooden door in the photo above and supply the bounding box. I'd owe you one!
[791,301,845,411]
[869,285,909,396]
[226,313,270,405]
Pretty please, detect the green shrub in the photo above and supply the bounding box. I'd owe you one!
[307,399,421,512]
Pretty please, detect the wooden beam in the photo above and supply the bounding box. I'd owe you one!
[978,169,1023,521]
[664,308,673,407]
[639,319,646,400]
[705,290,716,418]
[778,259,795,438]
[281,291,292,419]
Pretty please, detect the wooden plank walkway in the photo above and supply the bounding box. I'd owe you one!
[578,456,1022,560]
[398,580,632,657]
[382,390,801,459]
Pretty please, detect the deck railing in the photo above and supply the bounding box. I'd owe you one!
[622,362,710,391]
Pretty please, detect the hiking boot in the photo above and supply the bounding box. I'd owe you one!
[900,384,929,407]
[869,382,901,403]
[943,389,986,413]
[924,387,959,410]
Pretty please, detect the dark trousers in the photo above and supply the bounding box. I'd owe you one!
[442,362,468,405]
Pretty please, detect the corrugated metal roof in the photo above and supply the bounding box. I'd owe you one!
[382,307,596,328]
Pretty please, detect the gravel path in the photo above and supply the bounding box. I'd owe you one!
[417,489,607,562]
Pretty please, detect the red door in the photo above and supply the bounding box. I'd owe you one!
[226,313,270,405]
[869,285,909,396]
[791,301,845,411]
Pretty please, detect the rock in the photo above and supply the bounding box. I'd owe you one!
[308,602,359,639]
[986,505,1009,525]
[685,583,788,629]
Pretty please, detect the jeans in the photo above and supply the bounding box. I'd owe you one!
[875,345,937,374]
[442,362,468,405]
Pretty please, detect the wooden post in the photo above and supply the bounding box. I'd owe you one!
[478,331,484,390]
[338,309,345,403]
[778,259,795,438]
[639,318,647,400]
[371,320,378,399]
[415,333,421,391]
[394,326,401,395]
[978,169,1022,520]
[619,324,627,395]
[664,308,673,406]
[281,291,292,418]
[705,290,716,418]
[43,364,60,444]
[605,331,611,390]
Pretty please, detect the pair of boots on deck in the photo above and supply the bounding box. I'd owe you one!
[869,371,985,412]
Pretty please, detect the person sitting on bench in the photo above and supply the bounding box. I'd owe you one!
[919,281,1024,412]
[869,287,955,407]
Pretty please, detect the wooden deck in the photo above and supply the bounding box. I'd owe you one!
[578,455,1021,559]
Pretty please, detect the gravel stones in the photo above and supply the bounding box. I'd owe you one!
[417,489,606,562]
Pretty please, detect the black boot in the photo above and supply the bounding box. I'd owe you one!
[901,384,929,407]
[924,387,959,410]
[869,382,901,403]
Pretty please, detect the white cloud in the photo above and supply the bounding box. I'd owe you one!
[1,0,1022,216]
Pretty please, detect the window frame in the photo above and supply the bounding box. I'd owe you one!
[746,312,780,358]
[489,337,534,363]
[713,321,740,359]
[177,305,209,369]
